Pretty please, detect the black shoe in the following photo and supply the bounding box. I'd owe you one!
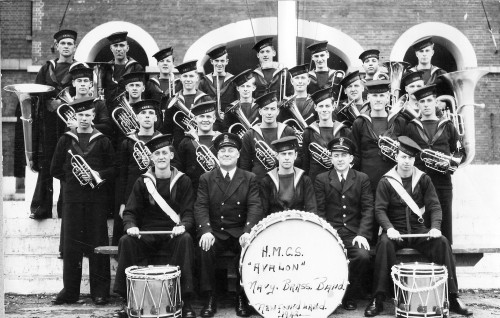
[93,296,109,305]
[200,294,216,318]
[112,308,128,318]
[450,297,473,316]
[364,298,383,317]
[342,298,357,310]
[183,302,196,318]
[51,293,78,305]
[236,294,251,317]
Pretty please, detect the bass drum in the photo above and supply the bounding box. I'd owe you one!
[240,210,349,318]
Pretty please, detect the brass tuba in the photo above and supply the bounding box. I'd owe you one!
[57,103,77,127]
[420,149,462,173]
[56,86,74,103]
[378,136,399,162]
[281,95,313,146]
[254,138,277,170]
[308,142,332,169]
[382,61,410,106]
[184,129,220,172]
[438,69,489,166]
[226,102,253,139]
[3,84,55,170]
[437,95,465,137]
[68,149,105,188]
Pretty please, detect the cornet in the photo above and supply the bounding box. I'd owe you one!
[3,83,55,169]
[420,149,462,174]
[132,139,152,170]
[173,111,198,132]
[437,95,465,137]
[68,150,105,188]
[309,142,332,169]
[112,107,140,133]
[378,136,399,162]
[57,103,77,127]
[113,92,140,129]
[254,138,277,170]
[184,129,220,172]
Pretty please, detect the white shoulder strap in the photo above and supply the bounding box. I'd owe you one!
[143,177,180,224]
[386,177,425,223]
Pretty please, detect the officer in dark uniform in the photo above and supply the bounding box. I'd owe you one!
[29,29,77,220]
[198,44,237,123]
[251,37,292,101]
[50,97,116,305]
[239,91,296,181]
[103,31,144,105]
[223,69,261,134]
[195,133,263,317]
[260,136,316,215]
[302,87,351,182]
[112,134,196,318]
[306,40,343,94]
[364,136,471,317]
[314,137,374,311]
[404,85,463,244]
[162,60,212,149]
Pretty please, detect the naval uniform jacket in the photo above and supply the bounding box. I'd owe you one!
[162,91,212,149]
[240,123,296,180]
[198,73,237,114]
[302,121,351,182]
[307,69,341,95]
[408,65,451,96]
[194,168,263,240]
[32,58,75,171]
[260,167,317,215]
[117,131,162,205]
[252,65,293,101]
[102,58,144,104]
[122,167,195,233]
[404,118,461,189]
[50,128,116,203]
[314,168,374,239]
[375,166,442,234]
[351,112,406,192]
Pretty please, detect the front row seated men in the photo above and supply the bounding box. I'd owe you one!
[260,136,317,216]
[113,135,196,318]
[364,136,472,317]
[314,137,373,311]
[195,133,263,317]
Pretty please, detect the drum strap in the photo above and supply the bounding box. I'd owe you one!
[143,177,180,225]
[386,178,425,223]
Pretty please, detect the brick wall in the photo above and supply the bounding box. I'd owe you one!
[1,0,499,175]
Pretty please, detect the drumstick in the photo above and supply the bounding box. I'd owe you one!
[139,231,173,235]
[399,233,430,238]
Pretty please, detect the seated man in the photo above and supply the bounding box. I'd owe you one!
[260,136,317,216]
[195,133,263,317]
[314,137,373,310]
[364,136,472,317]
[113,135,196,318]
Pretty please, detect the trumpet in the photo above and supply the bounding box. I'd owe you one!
[185,129,219,172]
[420,149,462,174]
[3,83,55,170]
[254,138,277,170]
[57,103,77,127]
[68,149,105,188]
[113,92,140,129]
[309,142,332,169]
[56,86,74,103]
[437,95,465,137]
[378,136,399,162]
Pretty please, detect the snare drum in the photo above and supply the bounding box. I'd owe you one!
[240,210,349,318]
[391,262,449,318]
[126,265,182,318]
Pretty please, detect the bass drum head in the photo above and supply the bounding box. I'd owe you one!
[240,210,349,318]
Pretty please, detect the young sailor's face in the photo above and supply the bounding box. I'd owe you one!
[152,146,173,169]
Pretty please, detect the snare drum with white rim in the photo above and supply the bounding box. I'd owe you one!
[392,262,449,318]
[240,210,349,318]
[126,265,182,318]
